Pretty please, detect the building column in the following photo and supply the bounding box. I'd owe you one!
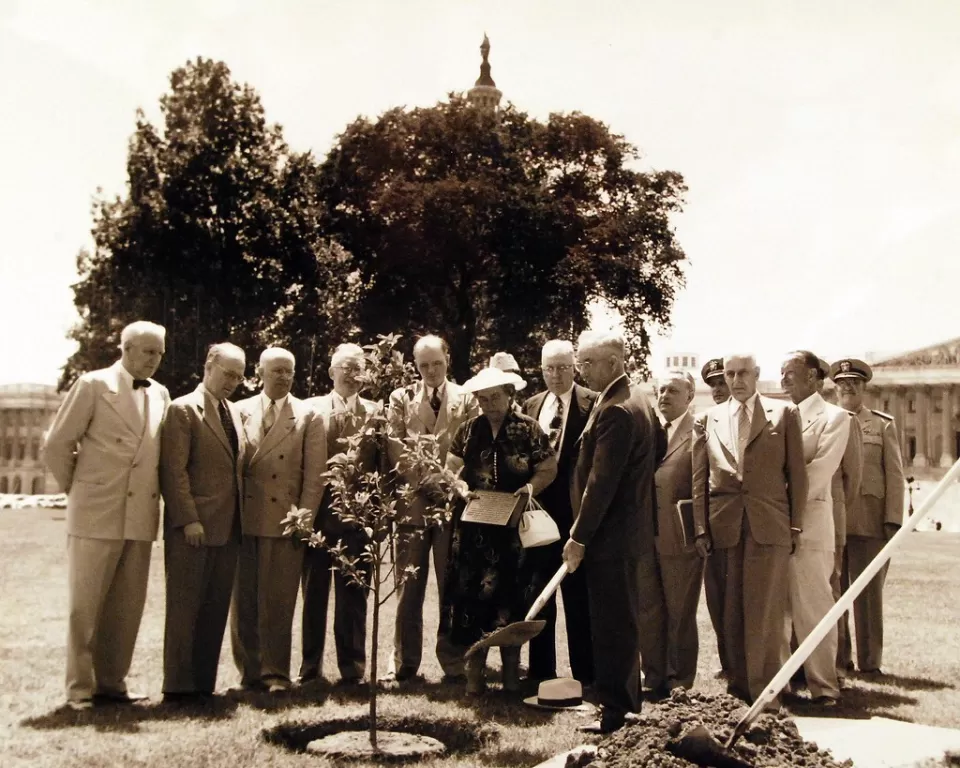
[915,387,929,467]
[942,385,956,468]
[892,387,908,461]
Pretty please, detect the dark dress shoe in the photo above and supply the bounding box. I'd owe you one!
[641,686,671,702]
[162,692,203,705]
[93,691,148,705]
[578,716,625,735]
[441,673,467,685]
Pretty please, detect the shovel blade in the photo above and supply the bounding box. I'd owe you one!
[464,620,546,658]
[666,724,754,768]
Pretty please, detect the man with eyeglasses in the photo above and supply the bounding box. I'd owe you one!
[300,343,379,685]
[562,330,667,734]
[160,342,247,704]
[522,339,597,685]
[381,334,478,686]
[231,347,327,693]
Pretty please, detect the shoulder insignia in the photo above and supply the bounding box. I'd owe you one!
[869,409,895,421]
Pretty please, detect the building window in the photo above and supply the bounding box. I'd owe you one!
[883,400,890,412]
[11,476,21,494]
[908,399,916,413]
[908,437,917,460]
[2,442,11,461]
[31,440,39,462]
[16,441,25,461]
[691,356,698,368]
[0,476,6,493]
[32,477,44,494]
[682,355,689,367]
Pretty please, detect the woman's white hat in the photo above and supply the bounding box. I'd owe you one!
[461,366,527,394]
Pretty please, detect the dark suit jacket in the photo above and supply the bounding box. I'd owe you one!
[160,385,245,547]
[692,395,808,549]
[655,410,695,556]
[570,376,664,562]
[523,384,597,533]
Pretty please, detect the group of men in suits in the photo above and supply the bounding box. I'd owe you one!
[44,317,905,726]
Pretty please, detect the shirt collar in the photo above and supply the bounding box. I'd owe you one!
[597,374,627,406]
[333,390,358,412]
[261,391,288,411]
[424,381,447,400]
[731,391,759,417]
[798,391,823,420]
[551,385,574,407]
[114,360,135,388]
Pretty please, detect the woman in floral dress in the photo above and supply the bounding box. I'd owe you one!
[441,367,558,695]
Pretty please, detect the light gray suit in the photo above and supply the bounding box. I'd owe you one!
[230,394,326,686]
[44,361,169,703]
[160,385,245,695]
[654,410,703,689]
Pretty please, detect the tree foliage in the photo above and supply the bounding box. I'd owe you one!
[318,96,687,382]
[61,58,356,396]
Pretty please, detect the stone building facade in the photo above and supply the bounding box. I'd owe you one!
[0,384,63,494]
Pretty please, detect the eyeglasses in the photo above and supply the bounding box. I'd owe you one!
[215,363,245,383]
[333,363,364,374]
[543,365,574,374]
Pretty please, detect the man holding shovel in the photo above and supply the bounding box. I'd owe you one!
[562,329,666,734]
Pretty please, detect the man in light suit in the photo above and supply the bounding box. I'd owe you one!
[832,358,904,677]
[692,353,807,705]
[522,339,596,685]
[44,320,170,710]
[779,351,851,705]
[562,330,666,734]
[300,343,379,685]
[160,343,246,704]
[653,370,702,691]
[816,361,863,685]
[381,335,478,684]
[231,347,326,692]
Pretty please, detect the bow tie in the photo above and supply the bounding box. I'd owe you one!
[133,379,151,389]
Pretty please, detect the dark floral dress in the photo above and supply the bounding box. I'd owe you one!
[440,410,555,647]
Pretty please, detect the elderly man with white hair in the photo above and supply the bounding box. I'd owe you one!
[562,329,666,734]
[44,320,171,710]
[692,352,807,706]
[230,347,327,693]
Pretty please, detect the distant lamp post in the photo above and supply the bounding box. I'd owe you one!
[906,475,919,517]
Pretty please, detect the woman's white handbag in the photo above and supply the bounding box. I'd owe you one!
[518,496,561,548]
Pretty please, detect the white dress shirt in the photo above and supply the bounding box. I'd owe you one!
[538,386,574,446]
[332,390,358,413]
[115,362,146,422]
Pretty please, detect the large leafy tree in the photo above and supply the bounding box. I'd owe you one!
[62,58,355,396]
[318,96,687,382]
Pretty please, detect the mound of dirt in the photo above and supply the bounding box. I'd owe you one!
[567,689,853,768]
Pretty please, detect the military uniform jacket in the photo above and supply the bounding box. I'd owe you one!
[386,380,477,526]
[847,406,905,538]
[43,361,170,542]
[237,394,327,538]
[160,385,245,546]
[831,412,862,549]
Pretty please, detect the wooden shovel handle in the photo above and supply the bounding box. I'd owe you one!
[524,563,569,621]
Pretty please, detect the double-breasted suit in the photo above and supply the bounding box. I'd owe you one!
[300,392,379,682]
[839,406,904,673]
[570,375,666,720]
[230,394,326,687]
[783,392,850,700]
[654,409,703,689]
[523,384,596,684]
[385,380,477,679]
[160,384,245,696]
[692,394,807,702]
[43,361,170,703]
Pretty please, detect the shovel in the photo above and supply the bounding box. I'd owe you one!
[464,563,568,658]
[673,456,960,767]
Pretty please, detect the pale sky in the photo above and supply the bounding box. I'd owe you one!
[1,0,958,386]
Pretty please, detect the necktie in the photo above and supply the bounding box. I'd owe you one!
[664,421,671,444]
[262,399,277,436]
[133,379,151,389]
[737,403,751,467]
[429,387,442,416]
[548,397,564,450]
[219,400,239,456]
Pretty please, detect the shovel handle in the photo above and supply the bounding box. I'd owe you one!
[524,563,569,621]
[728,456,960,747]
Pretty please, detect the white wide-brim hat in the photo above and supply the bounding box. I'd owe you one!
[462,367,527,394]
[523,677,595,712]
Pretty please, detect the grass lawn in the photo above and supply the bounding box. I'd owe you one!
[2,507,959,767]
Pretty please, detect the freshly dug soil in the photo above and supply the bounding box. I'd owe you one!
[566,689,853,768]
